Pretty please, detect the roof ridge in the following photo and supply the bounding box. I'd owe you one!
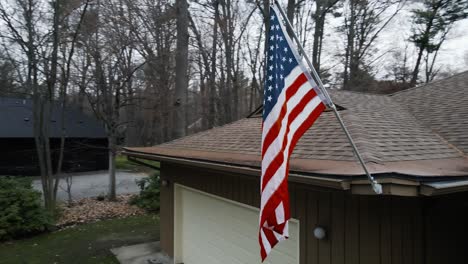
[159,118,250,147]
[331,89,388,97]
[390,95,466,157]
[389,70,468,96]
[432,131,467,158]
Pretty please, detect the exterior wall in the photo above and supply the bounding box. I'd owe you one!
[0,138,108,176]
[160,162,468,264]
[424,192,468,264]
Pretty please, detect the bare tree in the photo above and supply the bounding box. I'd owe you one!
[83,0,144,200]
[244,22,264,112]
[340,0,404,91]
[0,0,89,212]
[386,45,411,85]
[0,52,17,96]
[311,0,341,75]
[124,0,177,144]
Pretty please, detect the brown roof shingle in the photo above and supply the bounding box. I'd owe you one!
[392,71,468,154]
[125,72,468,178]
[151,90,462,162]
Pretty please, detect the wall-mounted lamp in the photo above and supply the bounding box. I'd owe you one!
[313,226,327,240]
[161,179,169,187]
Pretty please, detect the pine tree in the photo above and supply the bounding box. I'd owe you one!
[409,0,468,86]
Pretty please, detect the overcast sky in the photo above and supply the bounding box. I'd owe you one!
[281,0,468,81]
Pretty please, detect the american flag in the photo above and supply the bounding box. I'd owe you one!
[259,5,327,261]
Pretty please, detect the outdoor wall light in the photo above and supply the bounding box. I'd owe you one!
[161,179,169,187]
[313,226,327,240]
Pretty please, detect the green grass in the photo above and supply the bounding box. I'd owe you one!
[115,155,160,173]
[0,215,160,264]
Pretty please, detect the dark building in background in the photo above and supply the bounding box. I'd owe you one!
[0,97,108,176]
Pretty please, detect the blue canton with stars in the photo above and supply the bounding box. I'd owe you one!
[263,7,300,121]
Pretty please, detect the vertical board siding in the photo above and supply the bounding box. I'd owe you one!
[380,197,392,264]
[306,191,319,264]
[161,163,431,264]
[401,198,413,264]
[412,200,424,264]
[391,197,403,264]
[160,163,175,256]
[424,194,468,264]
[344,195,360,264]
[318,192,332,264]
[330,192,345,264]
[296,188,308,264]
[359,196,381,264]
[289,184,297,218]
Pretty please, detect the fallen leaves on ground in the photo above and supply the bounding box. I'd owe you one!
[56,194,145,229]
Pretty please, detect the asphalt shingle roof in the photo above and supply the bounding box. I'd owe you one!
[0,97,107,138]
[126,72,468,178]
[392,71,468,154]
[153,90,462,163]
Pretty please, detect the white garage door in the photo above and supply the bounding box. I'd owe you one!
[174,185,299,264]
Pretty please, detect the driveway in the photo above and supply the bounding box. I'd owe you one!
[32,171,148,201]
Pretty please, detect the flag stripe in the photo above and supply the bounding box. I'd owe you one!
[260,5,325,261]
[261,88,318,191]
[261,95,323,219]
[261,72,307,157]
[261,78,313,178]
[259,229,271,260]
[262,67,303,143]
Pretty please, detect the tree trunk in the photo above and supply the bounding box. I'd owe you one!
[208,1,219,128]
[343,0,356,89]
[65,174,73,205]
[78,54,91,113]
[174,0,188,139]
[410,45,425,87]
[108,135,117,200]
[409,3,439,87]
[312,2,326,74]
[286,0,295,37]
[219,0,234,123]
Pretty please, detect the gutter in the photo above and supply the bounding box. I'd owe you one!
[122,150,468,197]
[122,150,349,191]
[420,180,468,196]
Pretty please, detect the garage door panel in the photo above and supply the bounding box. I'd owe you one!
[175,185,299,264]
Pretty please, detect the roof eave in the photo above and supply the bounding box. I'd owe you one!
[420,182,468,196]
[123,149,468,197]
[122,150,350,191]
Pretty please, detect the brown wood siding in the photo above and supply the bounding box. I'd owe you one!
[159,163,174,256]
[160,162,468,264]
[424,192,468,264]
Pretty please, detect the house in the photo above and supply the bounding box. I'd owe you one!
[123,71,468,264]
[0,97,108,176]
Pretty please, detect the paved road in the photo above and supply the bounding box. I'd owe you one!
[32,171,148,201]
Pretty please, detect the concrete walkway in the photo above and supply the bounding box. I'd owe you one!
[32,170,148,200]
[111,241,173,264]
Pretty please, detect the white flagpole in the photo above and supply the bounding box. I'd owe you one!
[273,1,383,194]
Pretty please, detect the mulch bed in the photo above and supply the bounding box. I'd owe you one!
[56,194,145,229]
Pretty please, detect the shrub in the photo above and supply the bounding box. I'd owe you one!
[130,172,160,212]
[0,177,52,240]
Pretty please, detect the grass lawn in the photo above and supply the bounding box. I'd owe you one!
[115,155,160,173]
[0,215,160,264]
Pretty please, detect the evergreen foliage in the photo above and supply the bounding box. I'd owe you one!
[130,172,161,213]
[0,177,51,241]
